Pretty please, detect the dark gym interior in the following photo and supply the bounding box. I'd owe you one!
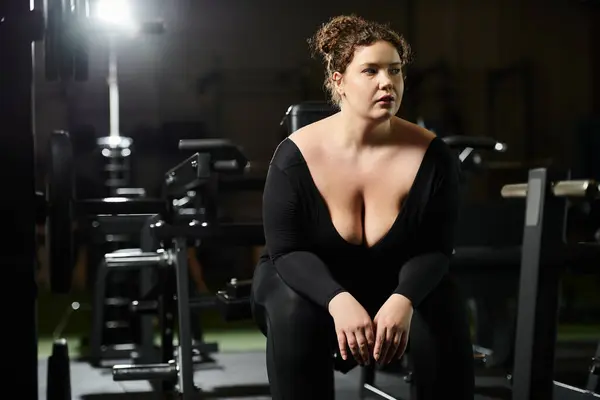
[2,0,599,399]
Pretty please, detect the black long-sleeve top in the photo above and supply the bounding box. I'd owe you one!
[259,136,460,311]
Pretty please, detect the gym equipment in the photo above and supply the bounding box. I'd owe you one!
[47,339,72,400]
[215,278,253,321]
[280,101,338,136]
[44,0,168,292]
[501,171,600,399]
[88,214,159,366]
[45,131,167,294]
[105,139,263,399]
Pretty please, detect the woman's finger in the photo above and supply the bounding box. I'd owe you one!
[395,330,409,361]
[373,322,383,362]
[337,330,348,360]
[377,326,390,363]
[383,330,401,365]
[365,323,376,355]
[355,329,370,364]
[347,332,362,364]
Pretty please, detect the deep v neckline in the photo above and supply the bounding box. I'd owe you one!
[286,137,437,250]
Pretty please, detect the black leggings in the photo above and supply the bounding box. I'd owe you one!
[251,261,475,399]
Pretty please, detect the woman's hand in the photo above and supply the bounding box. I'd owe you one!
[373,294,413,365]
[328,292,375,365]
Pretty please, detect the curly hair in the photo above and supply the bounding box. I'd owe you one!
[308,15,413,105]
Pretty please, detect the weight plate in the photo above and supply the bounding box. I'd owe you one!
[46,131,75,294]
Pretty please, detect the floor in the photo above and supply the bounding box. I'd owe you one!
[37,326,598,399]
[39,349,518,400]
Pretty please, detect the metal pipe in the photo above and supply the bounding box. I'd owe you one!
[107,33,119,137]
[501,183,528,198]
[501,180,599,199]
[112,361,177,382]
[104,250,171,268]
[552,180,598,198]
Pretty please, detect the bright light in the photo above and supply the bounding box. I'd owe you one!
[96,0,134,28]
[103,197,129,202]
[108,135,122,147]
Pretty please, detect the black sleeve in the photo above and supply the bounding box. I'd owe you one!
[262,164,347,308]
[393,154,460,307]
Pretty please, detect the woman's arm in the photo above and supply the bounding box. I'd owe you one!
[263,164,347,309]
[393,153,460,307]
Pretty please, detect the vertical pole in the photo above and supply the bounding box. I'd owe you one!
[0,1,38,398]
[174,238,195,398]
[511,168,561,399]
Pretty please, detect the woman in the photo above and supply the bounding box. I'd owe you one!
[251,15,474,399]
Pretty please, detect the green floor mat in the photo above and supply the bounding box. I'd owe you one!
[38,329,266,358]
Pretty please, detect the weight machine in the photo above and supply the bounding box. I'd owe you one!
[101,138,263,399]
[501,172,600,399]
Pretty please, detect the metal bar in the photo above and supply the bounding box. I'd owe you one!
[363,384,399,400]
[159,267,176,392]
[511,168,561,400]
[89,259,108,365]
[554,381,600,399]
[173,238,196,398]
[113,361,177,381]
[501,180,599,199]
[104,251,168,268]
[501,183,528,198]
[178,138,235,151]
[552,180,598,198]
[139,215,159,364]
[512,169,545,399]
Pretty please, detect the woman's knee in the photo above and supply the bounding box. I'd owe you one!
[251,261,332,340]
[408,275,474,379]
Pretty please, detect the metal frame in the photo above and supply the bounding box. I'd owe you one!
[172,237,196,398]
[89,214,158,366]
[511,168,599,399]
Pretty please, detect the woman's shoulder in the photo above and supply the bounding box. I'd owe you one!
[393,117,456,169]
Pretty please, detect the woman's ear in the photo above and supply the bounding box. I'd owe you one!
[332,71,344,97]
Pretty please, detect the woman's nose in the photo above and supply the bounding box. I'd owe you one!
[378,72,393,88]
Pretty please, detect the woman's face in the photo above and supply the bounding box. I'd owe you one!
[333,40,404,121]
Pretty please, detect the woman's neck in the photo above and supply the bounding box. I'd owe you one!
[334,108,393,151]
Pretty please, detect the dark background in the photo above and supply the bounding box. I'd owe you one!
[32,0,600,200]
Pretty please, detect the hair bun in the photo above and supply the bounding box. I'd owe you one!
[309,15,366,60]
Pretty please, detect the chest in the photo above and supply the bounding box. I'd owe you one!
[305,153,424,248]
